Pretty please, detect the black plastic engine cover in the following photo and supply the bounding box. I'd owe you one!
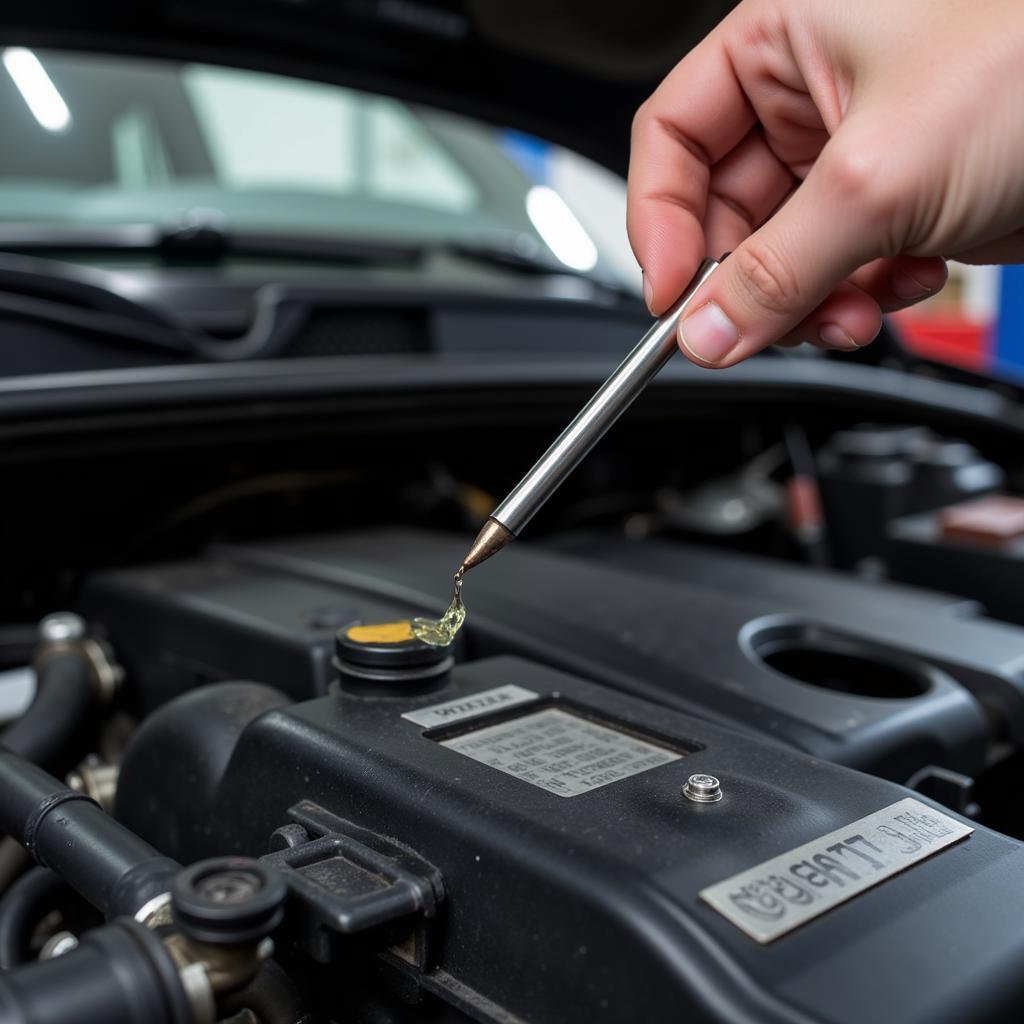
[115,658,1024,1024]
[83,528,1024,780]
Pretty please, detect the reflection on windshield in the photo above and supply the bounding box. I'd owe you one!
[0,48,638,288]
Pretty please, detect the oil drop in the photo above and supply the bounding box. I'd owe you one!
[412,570,466,647]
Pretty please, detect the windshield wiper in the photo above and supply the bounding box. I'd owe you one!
[0,253,197,356]
[0,221,425,268]
[0,221,624,291]
[0,223,631,366]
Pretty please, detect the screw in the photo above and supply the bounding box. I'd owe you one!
[39,612,86,644]
[683,773,723,803]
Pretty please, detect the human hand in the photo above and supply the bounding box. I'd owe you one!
[628,0,1024,366]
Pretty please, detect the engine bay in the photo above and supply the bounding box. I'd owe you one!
[3,395,1024,1023]
[1,8,1023,1020]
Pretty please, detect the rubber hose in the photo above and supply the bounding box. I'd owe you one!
[2,649,94,768]
[0,750,179,920]
[0,919,193,1024]
[0,869,66,970]
[0,842,29,899]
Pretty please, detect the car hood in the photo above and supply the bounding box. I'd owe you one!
[1,0,734,174]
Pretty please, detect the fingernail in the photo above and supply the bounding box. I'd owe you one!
[679,301,739,365]
[891,270,932,302]
[819,323,861,350]
[642,272,654,313]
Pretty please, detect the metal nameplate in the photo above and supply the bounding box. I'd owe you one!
[700,797,973,943]
[402,684,538,728]
[441,707,682,797]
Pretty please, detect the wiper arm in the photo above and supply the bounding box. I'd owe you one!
[0,253,196,356]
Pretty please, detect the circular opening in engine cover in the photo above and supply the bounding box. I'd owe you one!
[745,622,931,699]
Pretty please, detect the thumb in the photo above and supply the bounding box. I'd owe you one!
[678,143,891,367]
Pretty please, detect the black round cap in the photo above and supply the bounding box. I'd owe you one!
[333,620,454,695]
[172,857,287,945]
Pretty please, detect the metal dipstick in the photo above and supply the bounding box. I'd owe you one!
[493,257,720,535]
[459,257,721,573]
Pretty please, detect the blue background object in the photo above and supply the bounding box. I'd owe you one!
[995,265,1024,373]
[499,129,551,184]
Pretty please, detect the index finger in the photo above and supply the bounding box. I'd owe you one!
[628,27,757,313]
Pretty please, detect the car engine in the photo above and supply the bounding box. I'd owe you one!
[1,410,1024,1024]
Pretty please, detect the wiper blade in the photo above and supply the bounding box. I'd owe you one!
[0,222,424,267]
[0,221,626,294]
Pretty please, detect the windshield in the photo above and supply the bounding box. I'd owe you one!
[0,48,638,288]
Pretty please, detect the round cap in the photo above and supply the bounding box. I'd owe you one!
[336,620,450,669]
[334,619,454,695]
[172,857,286,945]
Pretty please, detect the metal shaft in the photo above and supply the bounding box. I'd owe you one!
[492,257,719,536]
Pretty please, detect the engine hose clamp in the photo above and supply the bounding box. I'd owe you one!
[135,891,174,929]
[79,637,124,702]
[33,636,124,703]
[22,789,98,857]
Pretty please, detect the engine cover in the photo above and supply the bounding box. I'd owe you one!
[83,528,1024,781]
[115,657,1024,1024]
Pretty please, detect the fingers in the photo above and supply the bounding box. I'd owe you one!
[704,254,948,358]
[703,130,796,257]
[847,256,948,312]
[627,28,757,314]
[676,136,892,367]
[786,282,883,351]
[950,229,1024,265]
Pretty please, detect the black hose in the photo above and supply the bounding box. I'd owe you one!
[0,919,193,1024]
[0,842,28,899]
[0,869,66,970]
[0,749,179,919]
[2,648,94,768]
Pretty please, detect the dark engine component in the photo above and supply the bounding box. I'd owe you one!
[83,528,1024,782]
[816,424,1003,567]
[114,657,1024,1024]
[887,495,1024,626]
[0,748,179,920]
[0,919,194,1024]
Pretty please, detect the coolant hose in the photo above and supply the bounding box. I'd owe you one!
[1,648,93,768]
[0,919,194,1024]
[0,868,66,969]
[0,749,179,919]
[1,613,116,769]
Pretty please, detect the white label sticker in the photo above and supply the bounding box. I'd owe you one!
[402,684,538,728]
[700,797,973,943]
[440,707,682,797]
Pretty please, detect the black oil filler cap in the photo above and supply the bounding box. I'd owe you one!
[334,620,453,695]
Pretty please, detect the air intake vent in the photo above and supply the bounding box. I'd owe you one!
[284,309,430,358]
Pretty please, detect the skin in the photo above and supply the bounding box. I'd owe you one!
[627,0,1024,367]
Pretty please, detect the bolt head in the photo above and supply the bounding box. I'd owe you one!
[39,612,86,644]
[683,773,723,803]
